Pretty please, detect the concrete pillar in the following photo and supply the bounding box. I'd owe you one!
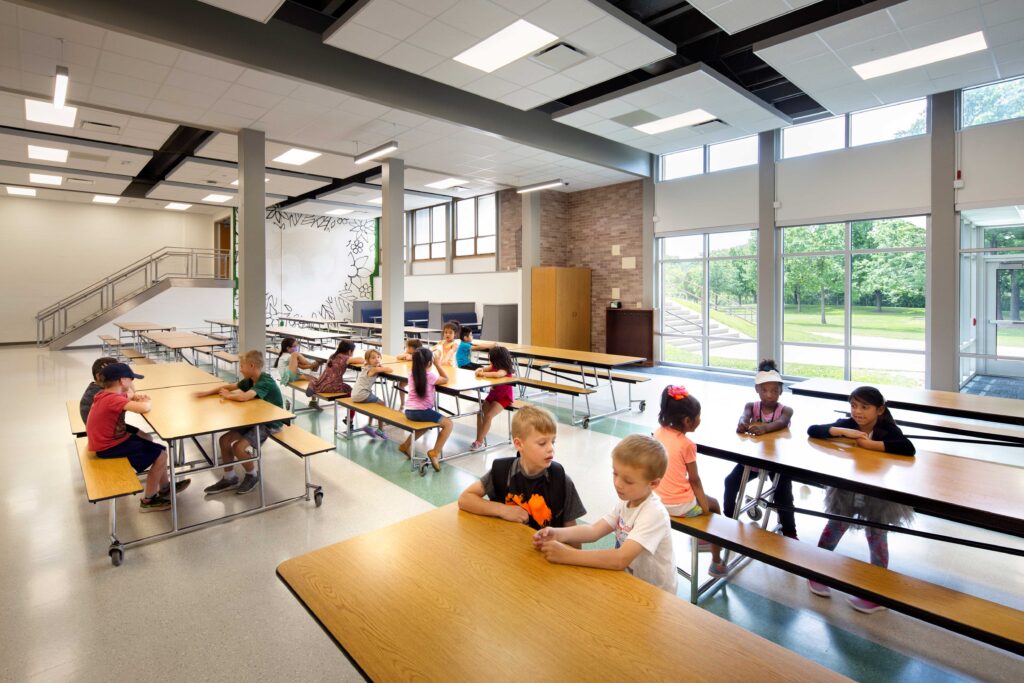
[756,130,777,365]
[641,175,656,309]
[237,128,266,354]
[928,91,958,390]
[520,192,541,344]
[380,157,405,355]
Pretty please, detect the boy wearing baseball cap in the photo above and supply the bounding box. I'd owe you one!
[85,362,190,512]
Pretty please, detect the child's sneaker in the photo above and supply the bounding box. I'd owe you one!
[469,441,484,451]
[374,428,388,439]
[236,473,260,495]
[808,580,832,597]
[708,561,729,578]
[848,596,886,614]
[427,449,441,472]
[140,494,171,512]
[204,477,239,495]
[362,425,378,438]
[159,478,191,497]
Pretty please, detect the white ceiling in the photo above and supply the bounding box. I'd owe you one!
[0,125,151,175]
[2,184,224,213]
[961,205,1024,226]
[318,181,448,210]
[146,180,286,207]
[553,64,791,154]
[285,198,382,220]
[322,0,675,111]
[0,160,131,194]
[197,0,286,23]
[166,157,332,197]
[755,0,1024,115]
[688,0,823,35]
[366,166,504,197]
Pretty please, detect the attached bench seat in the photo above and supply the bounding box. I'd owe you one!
[212,350,239,372]
[545,363,650,384]
[336,397,441,433]
[67,400,86,437]
[132,358,156,366]
[121,349,145,360]
[516,377,596,396]
[673,513,1024,655]
[270,424,335,457]
[75,436,142,503]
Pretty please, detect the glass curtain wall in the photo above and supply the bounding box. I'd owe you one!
[780,216,927,386]
[658,229,758,371]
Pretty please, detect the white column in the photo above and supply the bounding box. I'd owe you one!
[519,192,541,344]
[756,130,777,364]
[237,128,266,354]
[380,157,405,355]
[928,92,957,390]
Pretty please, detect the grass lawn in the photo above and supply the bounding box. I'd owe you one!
[782,305,925,344]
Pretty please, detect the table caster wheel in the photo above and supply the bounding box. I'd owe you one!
[109,547,124,567]
[582,418,590,429]
[314,490,324,508]
[419,463,428,477]
[639,401,647,412]
[747,506,763,521]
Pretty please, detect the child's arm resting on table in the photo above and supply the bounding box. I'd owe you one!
[747,405,793,435]
[475,368,508,378]
[458,480,529,523]
[124,398,151,414]
[736,402,754,433]
[533,521,641,570]
[194,382,238,397]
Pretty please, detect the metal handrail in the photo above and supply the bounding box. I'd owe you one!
[36,246,230,345]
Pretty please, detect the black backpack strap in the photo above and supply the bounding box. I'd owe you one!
[489,456,515,502]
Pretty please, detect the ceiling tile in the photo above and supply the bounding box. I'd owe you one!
[196,0,286,23]
[436,0,517,39]
[377,41,447,75]
[354,0,433,40]
[406,19,478,57]
[688,0,823,35]
[324,22,399,59]
[102,31,180,66]
[173,51,245,82]
[236,69,299,97]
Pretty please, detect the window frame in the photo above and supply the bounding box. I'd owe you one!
[453,192,497,259]
[410,202,449,262]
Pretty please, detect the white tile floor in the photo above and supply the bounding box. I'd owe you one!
[1,346,1021,682]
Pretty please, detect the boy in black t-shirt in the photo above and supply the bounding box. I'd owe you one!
[458,405,585,529]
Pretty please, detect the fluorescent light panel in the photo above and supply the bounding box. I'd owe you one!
[425,177,468,189]
[367,197,383,204]
[24,98,77,127]
[27,145,69,162]
[454,19,557,73]
[92,195,120,204]
[634,109,716,135]
[853,31,987,80]
[517,179,566,194]
[29,172,62,185]
[202,193,232,203]
[53,65,69,109]
[6,186,36,196]
[354,141,398,164]
[272,148,321,165]
[165,202,191,210]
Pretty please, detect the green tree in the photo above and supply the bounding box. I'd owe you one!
[851,218,927,309]
[783,224,844,323]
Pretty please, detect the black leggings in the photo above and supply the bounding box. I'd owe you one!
[722,464,796,536]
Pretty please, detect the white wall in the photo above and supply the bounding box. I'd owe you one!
[453,256,496,273]
[0,196,218,343]
[655,166,758,233]
[776,135,931,225]
[956,118,1024,209]
[373,269,521,326]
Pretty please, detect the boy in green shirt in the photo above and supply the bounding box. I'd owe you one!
[195,350,285,495]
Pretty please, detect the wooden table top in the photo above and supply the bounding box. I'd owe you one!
[694,413,1024,537]
[132,362,222,390]
[115,322,175,332]
[335,321,440,334]
[205,318,239,328]
[790,378,1024,426]
[141,383,293,440]
[142,331,226,350]
[507,343,645,368]
[267,326,344,341]
[277,505,847,682]
[380,360,517,392]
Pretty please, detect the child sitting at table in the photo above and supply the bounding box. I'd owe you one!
[456,326,494,371]
[469,345,516,451]
[351,348,393,439]
[81,356,155,441]
[394,338,422,409]
[533,434,676,594]
[197,350,285,496]
[86,363,186,512]
[305,339,360,409]
[725,359,798,539]
[653,385,727,577]
[398,347,452,471]
[274,336,321,386]
[806,385,915,614]
[459,404,585,529]
[432,320,460,366]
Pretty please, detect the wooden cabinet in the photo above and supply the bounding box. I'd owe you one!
[531,267,591,350]
[607,308,655,366]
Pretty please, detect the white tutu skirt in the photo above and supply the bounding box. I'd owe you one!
[824,488,914,529]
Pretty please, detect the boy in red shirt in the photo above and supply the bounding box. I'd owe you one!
[85,363,189,511]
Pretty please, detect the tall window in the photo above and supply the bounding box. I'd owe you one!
[962,76,1024,128]
[455,193,496,257]
[850,98,927,146]
[782,116,845,159]
[708,135,758,172]
[661,147,703,180]
[780,217,927,386]
[412,204,448,260]
[658,229,758,371]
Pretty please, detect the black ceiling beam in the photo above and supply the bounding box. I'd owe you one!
[121,125,212,198]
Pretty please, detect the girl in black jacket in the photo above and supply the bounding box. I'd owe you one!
[806,386,915,613]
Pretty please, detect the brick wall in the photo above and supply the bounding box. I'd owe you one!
[497,189,520,271]
[568,180,644,352]
[539,190,570,267]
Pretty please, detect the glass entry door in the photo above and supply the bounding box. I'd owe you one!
[985,261,1024,376]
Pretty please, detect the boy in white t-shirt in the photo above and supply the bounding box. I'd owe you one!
[533,434,677,594]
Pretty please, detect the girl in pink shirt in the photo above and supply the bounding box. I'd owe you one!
[653,385,726,577]
[400,347,452,471]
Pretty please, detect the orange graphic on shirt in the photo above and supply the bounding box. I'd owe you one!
[506,493,552,527]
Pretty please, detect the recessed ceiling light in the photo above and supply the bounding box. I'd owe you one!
[29,172,62,185]
[24,98,77,127]
[165,202,191,210]
[202,193,232,203]
[354,141,398,164]
[92,195,120,204]
[634,109,716,135]
[367,197,383,204]
[6,186,36,196]
[425,177,468,189]
[516,179,567,194]
[853,31,987,80]
[27,145,69,162]
[454,19,557,73]
[53,65,69,108]
[230,178,269,185]
[326,208,353,216]
[272,148,321,165]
